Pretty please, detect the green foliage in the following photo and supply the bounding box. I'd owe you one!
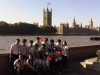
[0,21,57,35]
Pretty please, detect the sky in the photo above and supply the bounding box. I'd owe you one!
[0,0,100,27]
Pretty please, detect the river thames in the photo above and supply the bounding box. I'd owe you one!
[0,36,100,53]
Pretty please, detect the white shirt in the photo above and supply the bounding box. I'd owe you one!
[28,45,35,55]
[33,41,42,48]
[14,59,25,69]
[10,43,21,55]
[42,59,49,67]
[56,43,62,49]
[62,46,68,56]
[20,45,29,56]
[26,59,35,66]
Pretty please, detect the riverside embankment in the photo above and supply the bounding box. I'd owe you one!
[0,45,100,75]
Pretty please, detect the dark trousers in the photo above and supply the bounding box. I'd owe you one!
[25,68,36,75]
[10,54,18,71]
[55,60,62,72]
[10,54,18,65]
[62,55,68,69]
[17,69,25,75]
[49,61,56,73]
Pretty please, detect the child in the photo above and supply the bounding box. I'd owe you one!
[13,54,25,75]
[26,54,36,74]
[42,55,50,75]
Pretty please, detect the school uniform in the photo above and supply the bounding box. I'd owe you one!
[39,47,48,58]
[42,59,50,75]
[55,55,62,72]
[34,41,42,48]
[44,42,50,49]
[56,43,62,50]
[34,58,43,75]
[62,45,69,69]
[14,59,25,75]
[20,45,29,59]
[26,58,36,74]
[28,45,35,56]
[49,44,56,52]
[10,43,21,65]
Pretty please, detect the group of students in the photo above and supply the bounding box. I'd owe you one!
[9,37,69,75]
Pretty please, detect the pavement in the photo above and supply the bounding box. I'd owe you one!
[0,57,100,75]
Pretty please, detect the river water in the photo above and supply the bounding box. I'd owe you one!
[0,36,100,53]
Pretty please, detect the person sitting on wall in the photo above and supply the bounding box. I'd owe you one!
[13,54,25,75]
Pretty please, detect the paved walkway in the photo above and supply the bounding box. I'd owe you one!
[0,57,100,75]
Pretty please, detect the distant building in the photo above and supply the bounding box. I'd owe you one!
[57,18,99,35]
[88,18,93,29]
[57,23,69,34]
[72,18,79,28]
[96,27,100,32]
[43,7,52,26]
[80,23,82,28]
[85,18,93,29]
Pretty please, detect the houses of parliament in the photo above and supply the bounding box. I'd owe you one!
[43,7,100,35]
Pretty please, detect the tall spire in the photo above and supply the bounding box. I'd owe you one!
[73,17,76,24]
[74,17,76,22]
[46,7,49,12]
[73,17,76,28]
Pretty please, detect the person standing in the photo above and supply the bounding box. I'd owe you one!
[62,41,69,70]
[35,37,42,48]
[28,40,35,56]
[9,39,21,65]
[44,38,49,49]
[56,39,62,50]
[20,39,29,60]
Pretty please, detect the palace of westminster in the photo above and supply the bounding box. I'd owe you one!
[41,7,100,35]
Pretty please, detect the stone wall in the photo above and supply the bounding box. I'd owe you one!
[0,45,100,73]
[68,45,100,60]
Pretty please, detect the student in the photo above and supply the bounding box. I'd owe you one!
[55,48,63,74]
[20,39,29,59]
[35,37,42,48]
[49,39,56,53]
[42,55,50,75]
[26,54,36,74]
[34,54,42,75]
[56,39,62,50]
[44,38,49,49]
[13,54,25,75]
[9,38,21,65]
[28,40,35,56]
[49,39,56,73]
[39,44,48,58]
[62,41,69,70]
